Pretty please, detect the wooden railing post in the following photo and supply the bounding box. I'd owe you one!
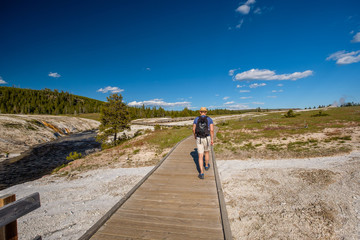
[0,194,18,240]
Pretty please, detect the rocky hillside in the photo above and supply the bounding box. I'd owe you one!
[0,114,100,159]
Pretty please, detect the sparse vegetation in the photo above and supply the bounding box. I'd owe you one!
[66,151,82,161]
[312,110,329,117]
[284,109,297,118]
[214,106,360,159]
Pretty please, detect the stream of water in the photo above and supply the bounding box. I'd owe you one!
[0,130,101,190]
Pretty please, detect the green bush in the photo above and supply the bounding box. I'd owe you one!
[66,151,82,161]
[312,110,329,117]
[284,109,296,118]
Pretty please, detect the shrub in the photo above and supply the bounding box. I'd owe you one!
[219,121,229,126]
[284,109,296,118]
[154,125,161,130]
[66,151,82,161]
[312,110,329,117]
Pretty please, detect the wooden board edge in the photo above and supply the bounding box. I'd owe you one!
[211,127,232,240]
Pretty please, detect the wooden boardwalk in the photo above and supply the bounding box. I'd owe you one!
[82,135,231,240]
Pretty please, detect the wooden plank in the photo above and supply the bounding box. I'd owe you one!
[110,211,221,229]
[92,227,220,240]
[98,218,223,239]
[121,198,218,210]
[137,184,218,194]
[0,194,17,240]
[116,207,221,221]
[130,196,219,206]
[132,190,217,199]
[122,203,220,216]
[0,193,40,227]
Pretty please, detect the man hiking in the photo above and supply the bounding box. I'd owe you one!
[193,107,214,179]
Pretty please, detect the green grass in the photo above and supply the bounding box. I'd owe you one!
[216,107,360,142]
[214,106,360,158]
[63,113,101,121]
[118,125,192,156]
[266,144,284,151]
[144,126,192,151]
[3,123,23,129]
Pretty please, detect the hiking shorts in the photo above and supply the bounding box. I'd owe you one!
[196,136,211,154]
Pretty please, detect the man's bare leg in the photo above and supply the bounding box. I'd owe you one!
[204,151,209,167]
[198,153,204,174]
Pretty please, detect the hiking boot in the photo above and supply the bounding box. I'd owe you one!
[198,173,204,179]
[205,163,210,171]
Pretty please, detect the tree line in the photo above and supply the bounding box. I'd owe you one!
[0,87,102,115]
[0,87,264,118]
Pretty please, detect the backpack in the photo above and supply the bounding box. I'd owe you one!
[195,116,210,138]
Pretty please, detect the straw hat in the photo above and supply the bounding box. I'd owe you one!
[199,107,207,112]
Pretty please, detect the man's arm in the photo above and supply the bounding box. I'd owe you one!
[210,123,214,145]
[193,124,197,139]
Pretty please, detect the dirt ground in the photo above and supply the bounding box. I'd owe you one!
[218,152,360,239]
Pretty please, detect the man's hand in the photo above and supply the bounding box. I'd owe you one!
[211,139,214,145]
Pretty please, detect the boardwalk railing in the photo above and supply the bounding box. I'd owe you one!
[0,193,41,240]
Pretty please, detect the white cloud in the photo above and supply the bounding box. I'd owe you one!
[0,77,7,84]
[224,101,235,105]
[49,72,61,78]
[236,19,244,29]
[351,32,360,43]
[224,103,249,110]
[246,0,256,4]
[326,50,360,65]
[128,99,191,108]
[97,86,124,93]
[146,67,151,71]
[236,84,245,88]
[272,90,283,93]
[249,83,266,88]
[254,7,262,14]
[215,94,219,97]
[236,5,250,14]
[240,96,252,99]
[223,96,230,100]
[240,90,250,93]
[252,102,264,105]
[277,84,284,87]
[236,0,256,15]
[229,69,237,76]
[234,69,313,81]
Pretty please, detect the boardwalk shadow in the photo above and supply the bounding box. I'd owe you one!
[190,148,202,174]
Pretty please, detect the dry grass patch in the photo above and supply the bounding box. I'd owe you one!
[56,126,192,175]
[215,106,360,160]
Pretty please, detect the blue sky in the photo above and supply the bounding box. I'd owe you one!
[1,0,360,110]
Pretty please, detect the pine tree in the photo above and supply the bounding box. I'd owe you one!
[97,93,131,146]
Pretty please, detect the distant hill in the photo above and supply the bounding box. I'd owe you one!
[0,87,103,115]
[0,86,283,118]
